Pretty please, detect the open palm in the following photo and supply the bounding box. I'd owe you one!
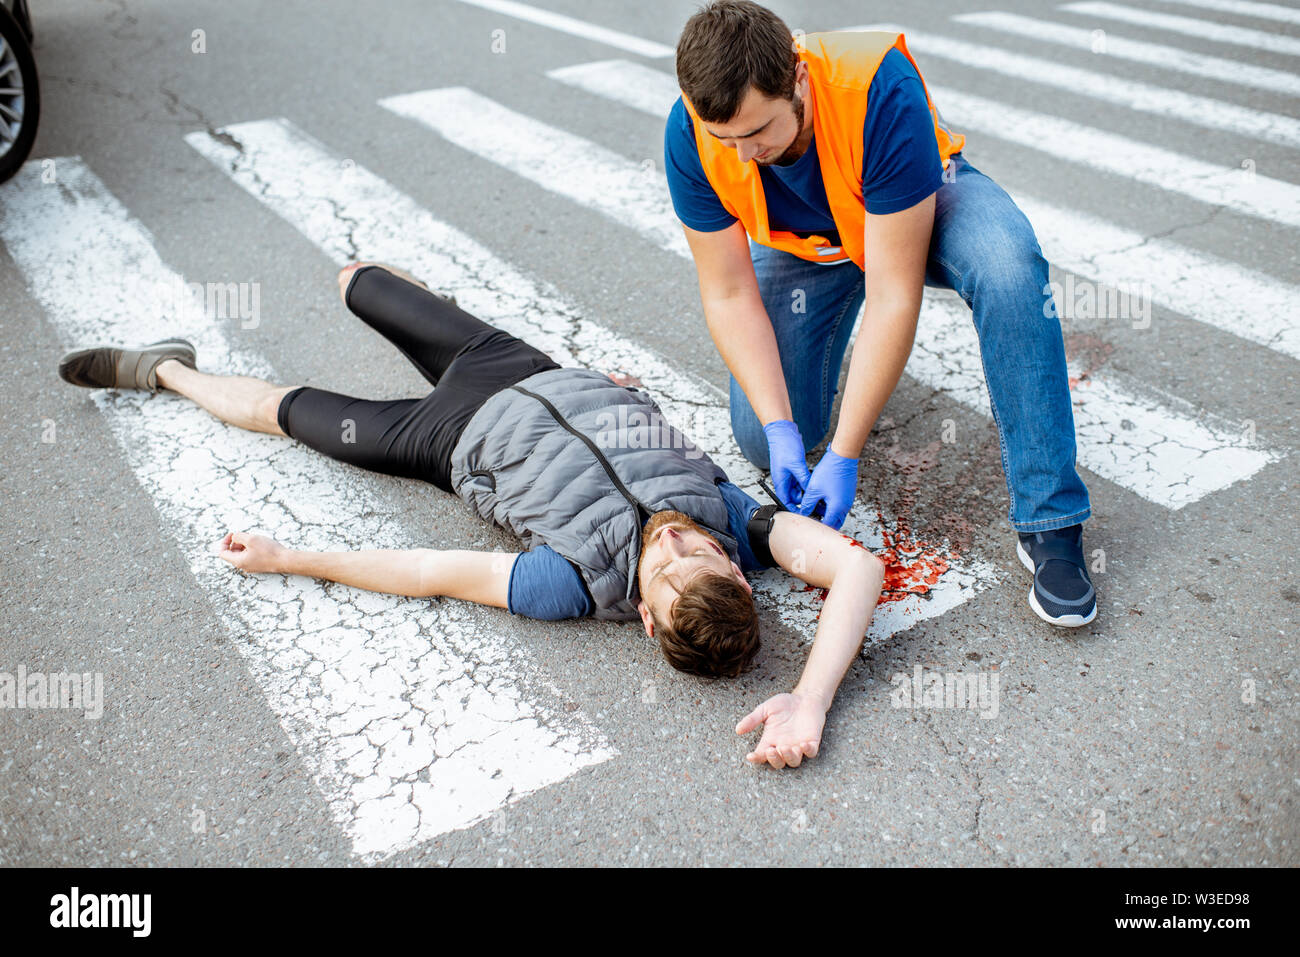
[736,692,827,769]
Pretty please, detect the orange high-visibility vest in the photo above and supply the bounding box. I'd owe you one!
[681,30,964,269]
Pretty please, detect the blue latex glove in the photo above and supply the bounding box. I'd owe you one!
[763,419,810,510]
[799,449,859,529]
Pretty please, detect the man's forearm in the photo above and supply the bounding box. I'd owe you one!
[281,547,437,597]
[829,299,921,457]
[793,551,884,710]
[280,548,516,606]
[702,292,792,425]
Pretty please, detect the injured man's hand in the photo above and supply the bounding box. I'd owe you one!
[214,531,289,575]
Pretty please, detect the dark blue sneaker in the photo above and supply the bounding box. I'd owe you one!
[1016,525,1097,627]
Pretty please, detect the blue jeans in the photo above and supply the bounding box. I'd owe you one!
[728,152,1091,533]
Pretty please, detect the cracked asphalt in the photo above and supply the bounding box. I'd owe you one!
[1,0,1296,867]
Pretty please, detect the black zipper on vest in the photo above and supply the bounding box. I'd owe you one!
[509,385,653,527]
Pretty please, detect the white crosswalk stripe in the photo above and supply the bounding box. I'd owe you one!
[1011,196,1300,363]
[0,159,615,862]
[844,22,1300,148]
[953,10,1300,96]
[1062,1,1300,56]
[549,58,1300,361]
[450,0,673,57]
[383,87,688,258]
[905,297,1280,509]
[1151,0,1300,24]
[548,59,680,117]
[413,79,1281,507]
[927,83,1300,229]
[183,117,995,644]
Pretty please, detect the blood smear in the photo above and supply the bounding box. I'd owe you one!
[803,520,956,607]
[871,507,955,606]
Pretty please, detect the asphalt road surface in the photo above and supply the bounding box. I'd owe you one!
[1,0,1296,866]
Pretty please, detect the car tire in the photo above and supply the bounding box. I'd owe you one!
[0,2,40,184]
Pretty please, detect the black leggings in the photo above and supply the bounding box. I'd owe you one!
[276,265,560,492]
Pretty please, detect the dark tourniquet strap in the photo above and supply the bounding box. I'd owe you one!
[747,503,786,569]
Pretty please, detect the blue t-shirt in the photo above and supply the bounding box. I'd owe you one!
[663,48,946,239]
[506,481,770,620]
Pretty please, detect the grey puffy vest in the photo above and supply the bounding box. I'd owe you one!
[448,367,738,621]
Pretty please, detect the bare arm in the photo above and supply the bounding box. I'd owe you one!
[215,531,516,607]
[770,511,885,705]
[735,511,885,769]
[829,193,936,458]
[682,221,791,426]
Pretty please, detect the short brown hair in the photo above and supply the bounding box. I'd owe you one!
[654,571,761,678]
[675,1,799,123]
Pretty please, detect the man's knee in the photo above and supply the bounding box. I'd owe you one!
[729,403,770,469]
[969,238,1054,315]
[736,433,769,470]
[729,413,828,468]
[728,390,831,471]
[794,411,830,454]
[259,387,295,434]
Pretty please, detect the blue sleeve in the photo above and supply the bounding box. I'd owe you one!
[718,481,772,572]
[861,49,947,216]
[664,97,739,233]
[507,545,595,620]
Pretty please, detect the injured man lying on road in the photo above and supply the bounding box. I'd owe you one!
[56,262,886,770]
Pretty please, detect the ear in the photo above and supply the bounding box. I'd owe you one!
[795,60,810,93]
[637,598,655,638]
[732,561,753,595]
